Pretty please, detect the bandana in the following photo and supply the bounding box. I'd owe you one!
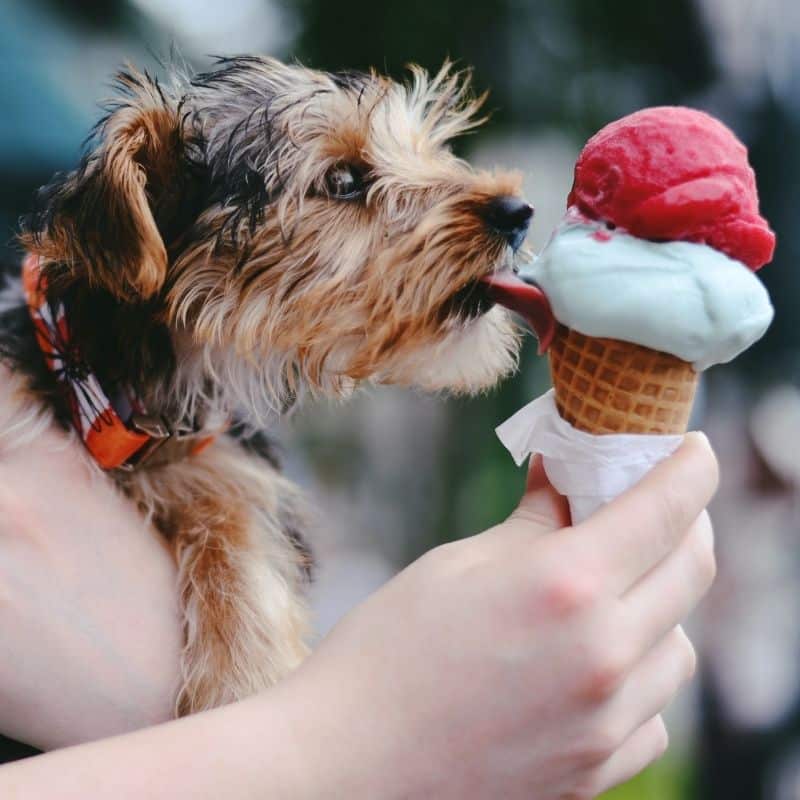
[22,254,214,470]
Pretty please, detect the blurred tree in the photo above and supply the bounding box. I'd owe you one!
[36,0,134,31]
[285,0,715,136]
[286,0,512,104]
[746,99,800,363]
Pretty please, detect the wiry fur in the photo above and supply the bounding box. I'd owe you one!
[3,56,529,713]
[126,439,310,714]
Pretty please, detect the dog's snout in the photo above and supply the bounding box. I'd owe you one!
[484,196,534,250]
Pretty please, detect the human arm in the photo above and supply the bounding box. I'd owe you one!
[0,405,182,748]
[0,433,718,799]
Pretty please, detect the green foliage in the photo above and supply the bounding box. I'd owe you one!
[601,758,692,800]
[282,0,714,136]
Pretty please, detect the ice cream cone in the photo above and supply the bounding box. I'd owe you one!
[548,324,698,435]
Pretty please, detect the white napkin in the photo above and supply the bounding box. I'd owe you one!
[496,390,683,524]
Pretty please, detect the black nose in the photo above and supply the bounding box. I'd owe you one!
[484,196,534,250]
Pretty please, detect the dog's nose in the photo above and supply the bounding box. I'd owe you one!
[484,196,534,250]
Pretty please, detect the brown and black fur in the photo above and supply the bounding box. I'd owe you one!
[0,56,531,715]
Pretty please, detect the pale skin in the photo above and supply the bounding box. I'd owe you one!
[0,409,718,799]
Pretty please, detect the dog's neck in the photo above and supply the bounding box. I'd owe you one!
[164,332,298,431]
[21,253,358,465]
[20,258,219,468]
[53,293,298,440]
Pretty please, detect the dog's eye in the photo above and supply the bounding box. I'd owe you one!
[325,164,365,200]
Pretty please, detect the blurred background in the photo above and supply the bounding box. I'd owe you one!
[1,0,799,796]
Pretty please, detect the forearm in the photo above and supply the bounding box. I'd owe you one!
[0,540,181,749]
[0,681,326,800]
[0,411,183,749]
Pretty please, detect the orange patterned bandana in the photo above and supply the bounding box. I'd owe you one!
[22,254,213,470]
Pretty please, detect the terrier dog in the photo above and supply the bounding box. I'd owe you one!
[0,56,533,715]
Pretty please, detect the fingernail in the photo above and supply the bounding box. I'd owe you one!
[684,430,710,448]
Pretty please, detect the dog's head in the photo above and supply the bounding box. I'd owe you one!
[22,58,533,422]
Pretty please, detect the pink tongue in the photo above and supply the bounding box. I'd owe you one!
[480,273,556,353]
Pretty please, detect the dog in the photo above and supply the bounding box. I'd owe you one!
[0,56,532,715]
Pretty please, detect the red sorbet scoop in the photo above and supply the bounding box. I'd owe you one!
[567,106,775,269]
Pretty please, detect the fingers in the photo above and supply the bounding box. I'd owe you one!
[510,454,571,530]
[624,512,715,654]
[582,628,694,795]
[563,432,719,591]
[523,453,551,496]
[591,715,669,796]
[601,626,695,741]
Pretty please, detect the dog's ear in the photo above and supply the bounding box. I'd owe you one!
[22,69,184,300]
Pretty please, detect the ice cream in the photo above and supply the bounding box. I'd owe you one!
[568,106,775,270]
[482,106,775,369]
[485,106,776,522]
[526,213,773,371]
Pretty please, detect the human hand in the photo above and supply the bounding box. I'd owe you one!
[0,431,716,800]
[283,433,717,800]
[0,372,182,749]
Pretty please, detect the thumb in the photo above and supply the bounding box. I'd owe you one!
[513,454,572,529]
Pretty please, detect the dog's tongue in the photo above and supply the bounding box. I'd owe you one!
[480,273,556,353]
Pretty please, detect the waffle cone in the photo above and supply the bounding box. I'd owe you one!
[549,325,698,435]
